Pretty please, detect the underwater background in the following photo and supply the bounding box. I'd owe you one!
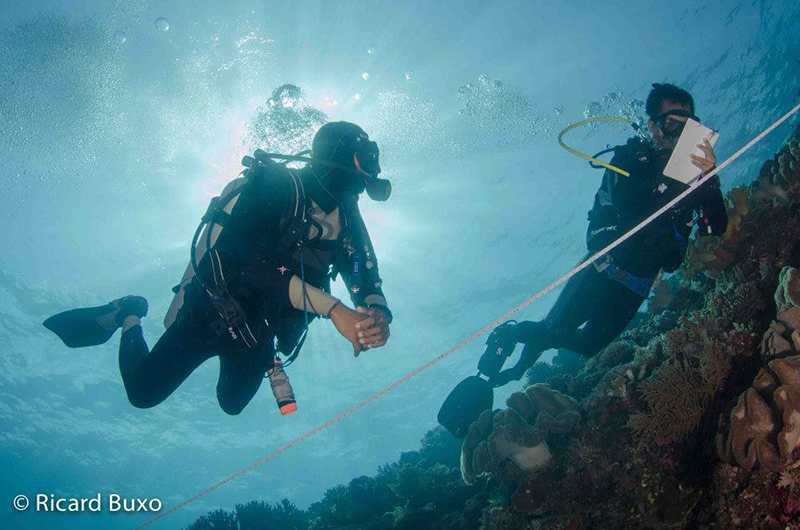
[1,1,799,528]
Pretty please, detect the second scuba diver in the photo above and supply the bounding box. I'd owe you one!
[44,121,393,415]
[490,83,728,387]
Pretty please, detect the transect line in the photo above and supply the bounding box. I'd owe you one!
[133,101,800,529]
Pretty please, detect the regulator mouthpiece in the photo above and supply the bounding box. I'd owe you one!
[366,178,392,202]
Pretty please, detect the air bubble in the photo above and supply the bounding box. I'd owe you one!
[354,92,362,101]
[367,47,375,55]
[404,71,413,81]
[362,72,370,81]
[155,17,170,32]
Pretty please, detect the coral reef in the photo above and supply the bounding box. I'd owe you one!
[716,355,800,471]
[460,384,581,485]
[185,125,800,530]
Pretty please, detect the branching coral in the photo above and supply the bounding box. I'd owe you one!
[628,360,709,444]
[716,355,800,471]
[461,384,580,485]
[629,328,742,445]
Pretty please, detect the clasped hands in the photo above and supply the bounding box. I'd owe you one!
[329,303,391,356]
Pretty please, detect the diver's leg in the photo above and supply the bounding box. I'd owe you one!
[119,322,215,409]
[216,346,274,415]
[43,295,149,348]
[492,258,600,386]
[559,279,645,357]
[543,261,606,340]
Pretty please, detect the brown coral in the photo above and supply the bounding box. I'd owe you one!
[716,355,800,471]
[460,384,580,485]
[752,172,790,207]
[776,266,800,311]
[629,333,739,445]
[761,307,800,362]
[760,267,800,362]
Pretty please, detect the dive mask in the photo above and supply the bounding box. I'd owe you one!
[653,109,700,141]
[353,134,392,201]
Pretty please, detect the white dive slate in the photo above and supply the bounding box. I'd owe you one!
[663,118,719,185]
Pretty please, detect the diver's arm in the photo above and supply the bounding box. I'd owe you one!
[287,276,341,317]
[339,201,391,320]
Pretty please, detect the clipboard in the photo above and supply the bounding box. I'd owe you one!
[663,118,719,185]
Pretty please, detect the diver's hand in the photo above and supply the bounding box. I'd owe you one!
[691,138,716,174]
[330,303,368,357]
[355,306,391,350]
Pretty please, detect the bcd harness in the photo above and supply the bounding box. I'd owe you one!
[187,151,381,366]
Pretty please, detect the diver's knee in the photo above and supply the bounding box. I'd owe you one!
[218,396,248,416]
[516,320,550,345]
[219,402,246,416]
[126,390,162,409]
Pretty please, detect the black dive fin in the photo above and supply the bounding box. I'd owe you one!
[43,303,119,348]
[437,376,494,439]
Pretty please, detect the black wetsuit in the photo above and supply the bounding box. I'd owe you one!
[493,138,728,386]
[120,166,387,414]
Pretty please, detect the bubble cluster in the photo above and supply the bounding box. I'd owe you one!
[0,14,126,204]
[456,73,540,146]
[582,89,646,136]
[155,17,170,32]
[370,86,452,168]
[245,84,328,156]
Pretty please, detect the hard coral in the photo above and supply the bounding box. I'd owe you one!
[716,355,800,471]
[761,307,800,362]
[776,266,800,312]
[460,384,580,485]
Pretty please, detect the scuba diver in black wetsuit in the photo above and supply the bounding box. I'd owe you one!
[44,121,393,415]
[488,83,729,388]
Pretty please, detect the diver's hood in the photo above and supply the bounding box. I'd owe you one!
[310,121,391,201]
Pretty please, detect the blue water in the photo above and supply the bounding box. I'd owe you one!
[1,1,798,528]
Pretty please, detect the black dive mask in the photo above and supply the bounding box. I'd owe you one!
[352,134,392,201]
[653,109,700,141]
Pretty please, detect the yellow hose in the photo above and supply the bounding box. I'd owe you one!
[558,116,635,178]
